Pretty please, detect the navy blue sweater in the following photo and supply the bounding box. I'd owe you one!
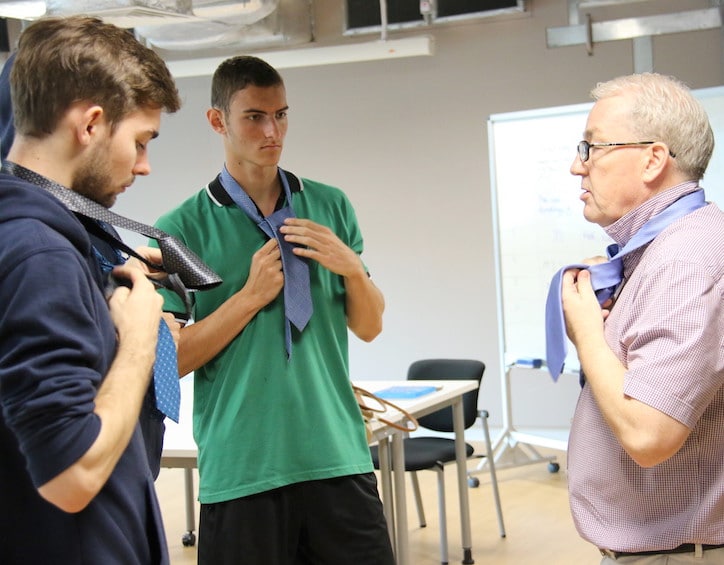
[0,174,168,564]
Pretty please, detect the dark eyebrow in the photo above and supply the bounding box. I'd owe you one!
[243,105,289,115]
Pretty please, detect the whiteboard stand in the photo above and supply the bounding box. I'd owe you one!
[469,365,564,477]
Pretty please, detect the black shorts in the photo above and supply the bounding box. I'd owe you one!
[198,472,395,565]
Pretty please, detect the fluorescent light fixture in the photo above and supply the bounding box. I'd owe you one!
[0,1,45,19]
[4,0,278,27]
[166,35,435,78]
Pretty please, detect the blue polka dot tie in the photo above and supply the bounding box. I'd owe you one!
[153,319,181,423]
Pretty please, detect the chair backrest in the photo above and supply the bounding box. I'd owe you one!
[407,358,485,433]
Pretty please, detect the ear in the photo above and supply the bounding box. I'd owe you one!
[75,105,105,147]
[206,107,227,134]
[641,142,670,183]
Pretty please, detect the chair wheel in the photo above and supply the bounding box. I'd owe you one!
[467,476,480,488]
[182,531,196,547]
[548,462,560,473]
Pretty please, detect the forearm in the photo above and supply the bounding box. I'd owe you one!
[177,287,266,375]
[577,334,689,467]
[576,332,629,429]
[37,338,156,513]
[344,267,384,342]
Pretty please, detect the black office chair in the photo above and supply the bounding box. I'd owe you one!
[369,359,506,565]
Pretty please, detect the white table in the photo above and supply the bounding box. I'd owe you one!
[161,378,478,565]
[360,380,478,565]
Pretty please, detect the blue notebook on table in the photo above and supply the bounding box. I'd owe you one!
[374,385,439,400]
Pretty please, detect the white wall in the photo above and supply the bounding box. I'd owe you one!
[113,0,724,427]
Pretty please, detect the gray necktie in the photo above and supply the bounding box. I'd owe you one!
[1,161,222,292]
[1,161,185,422]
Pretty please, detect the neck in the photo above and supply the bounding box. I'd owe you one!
[225,162,281,217]
[6,137,76,188]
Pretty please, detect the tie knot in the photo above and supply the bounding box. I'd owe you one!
[588,259,623,304]
[606,242,620,259]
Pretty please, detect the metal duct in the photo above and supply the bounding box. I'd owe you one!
[135,0,311,53]
[134,0,281,50]
[45,0,200,27]
[0,0,312,54]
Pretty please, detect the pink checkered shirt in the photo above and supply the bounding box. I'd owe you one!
[567,182,724,552]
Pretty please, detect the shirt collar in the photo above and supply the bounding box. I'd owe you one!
[207,168,302,207]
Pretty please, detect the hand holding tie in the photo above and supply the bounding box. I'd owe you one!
[279,217,362,278]
[107,263,180,423]
[545,256,624,381]
[560,268,611,345]
[242,238,284,309]
[544,189,707,381]
[107,263,165,345]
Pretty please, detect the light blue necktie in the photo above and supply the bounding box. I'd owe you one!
[544,190,707,381]
[219,166,313,359]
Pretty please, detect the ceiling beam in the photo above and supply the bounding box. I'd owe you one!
[547,7,721,48]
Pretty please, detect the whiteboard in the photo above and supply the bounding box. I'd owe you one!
[488,86,724,372]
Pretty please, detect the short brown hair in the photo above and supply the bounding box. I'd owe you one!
[11,15,181,138]
[211,55,283,116]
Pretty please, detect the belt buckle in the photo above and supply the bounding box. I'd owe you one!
[600,548,618,559]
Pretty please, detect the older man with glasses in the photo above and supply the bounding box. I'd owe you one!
[556,73,724,564]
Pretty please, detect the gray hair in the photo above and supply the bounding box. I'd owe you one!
[591,73,714,180]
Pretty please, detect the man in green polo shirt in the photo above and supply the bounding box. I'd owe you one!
[154,55,394,565]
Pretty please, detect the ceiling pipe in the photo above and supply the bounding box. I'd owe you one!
[379,0,388,41]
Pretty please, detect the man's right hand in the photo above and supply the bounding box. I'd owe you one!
[107,263,164,350]
[173,238,284,376]
[243,238,284,308]
[38,263,166,514]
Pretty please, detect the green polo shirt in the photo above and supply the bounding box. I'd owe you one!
[154,172,373,503]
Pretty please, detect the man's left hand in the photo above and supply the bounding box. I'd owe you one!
[280,218,364,278]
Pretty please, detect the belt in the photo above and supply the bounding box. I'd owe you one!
[600,543,724,559]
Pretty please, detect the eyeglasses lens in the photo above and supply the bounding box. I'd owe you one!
[577,141,589,162]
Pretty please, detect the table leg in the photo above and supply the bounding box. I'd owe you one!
[391,431,409,565]
[453,399,474,564]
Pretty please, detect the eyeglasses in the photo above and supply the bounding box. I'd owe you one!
[576,140,676,162]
